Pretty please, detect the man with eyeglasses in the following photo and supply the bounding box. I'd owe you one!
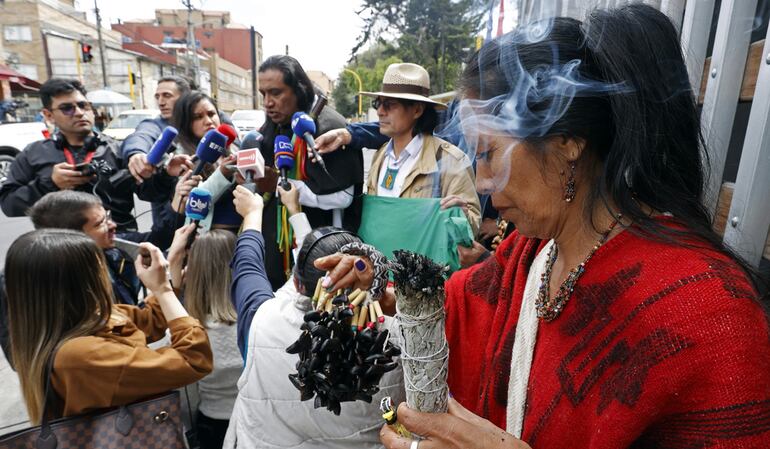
[0,78,176,232]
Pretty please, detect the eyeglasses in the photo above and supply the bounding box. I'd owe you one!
[372,98,400,111]
[53,101,93,116]
[96,210,112,229]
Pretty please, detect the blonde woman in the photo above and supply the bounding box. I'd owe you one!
[5,229,212,424]
[167,226,241,449]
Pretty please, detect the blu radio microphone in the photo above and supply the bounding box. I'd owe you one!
[291,112,329,176]
[192,129,227,176]
[184,187,212,249]
[274,135,294,191]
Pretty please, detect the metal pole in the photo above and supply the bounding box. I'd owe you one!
[699,0,758,215]
[94,0,109,88]
[250,26,258,109]
[723,22,770,266]
[183,0,200,87]
[74,40,83,82]
[344,69,363,117]
[679,0,716,96]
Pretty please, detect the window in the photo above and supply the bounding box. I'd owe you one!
[4,26,32,42]
[15,64,38,80]
[50,60,76,77]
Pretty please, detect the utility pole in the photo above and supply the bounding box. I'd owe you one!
[183,0,200,87]
[94,0,109,88]
[250,26,257,109]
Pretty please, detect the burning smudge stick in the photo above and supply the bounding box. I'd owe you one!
[391,250,450,413]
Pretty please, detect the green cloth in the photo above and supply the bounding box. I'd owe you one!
[357,195,474,273]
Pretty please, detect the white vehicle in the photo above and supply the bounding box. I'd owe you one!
[102,109,160,141]
[230,109,266,140]
[0,121,48,183]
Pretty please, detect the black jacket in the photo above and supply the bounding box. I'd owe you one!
[258,106,364,290]
[0,133,175,231]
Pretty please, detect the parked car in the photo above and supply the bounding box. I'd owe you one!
[230,109,266,140]
[101,109,159,141]
[0,121,49,184]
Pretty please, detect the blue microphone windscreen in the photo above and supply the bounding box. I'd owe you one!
[291,112,316,136]
[147,126,178,166]
[241,131,264,150]
[273,135,294,170]
[196,130,227,163]
[185,187,212,221]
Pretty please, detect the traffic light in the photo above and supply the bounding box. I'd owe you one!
[81,43,93,63]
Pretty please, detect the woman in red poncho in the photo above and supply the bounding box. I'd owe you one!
[316,4,770,449]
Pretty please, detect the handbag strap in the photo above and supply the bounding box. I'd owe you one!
[36,345,62,448]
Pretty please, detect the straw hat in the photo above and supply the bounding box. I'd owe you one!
[360,63,447,109]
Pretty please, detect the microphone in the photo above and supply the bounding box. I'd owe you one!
[240,130,263,150]
[147,126,179,165]
[110,128,177,188]
[291,112,329,175]
[192,129,227,176]
[217,124,238,148]
[184,187,212,249]
[237,148,265,193]
[274,135,294,191]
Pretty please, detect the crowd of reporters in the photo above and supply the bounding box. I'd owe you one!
[4,4,766,448]
[0,46,480,448]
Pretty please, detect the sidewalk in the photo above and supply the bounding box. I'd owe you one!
[0,350,29,434]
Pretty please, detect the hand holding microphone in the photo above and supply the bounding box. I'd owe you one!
[192,129,228,177]
[119,126,179,186]
[291,112,330,176]
[277,183,300,215]
[184,187,212,250]
[274,135,295,191]
[236,130,265,193]
[233,185,264,232]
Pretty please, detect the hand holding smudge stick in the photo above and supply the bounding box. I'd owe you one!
[285,242,400,415]
[391,250,451,413]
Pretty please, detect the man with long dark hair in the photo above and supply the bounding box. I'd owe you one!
[257,55,364,290]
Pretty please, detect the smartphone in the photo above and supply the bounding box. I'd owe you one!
[114,238,151,267]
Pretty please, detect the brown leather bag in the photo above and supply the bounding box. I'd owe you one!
[0,350,187,449]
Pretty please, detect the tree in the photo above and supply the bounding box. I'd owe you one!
[351,0,486,94]
[332,44,402,119]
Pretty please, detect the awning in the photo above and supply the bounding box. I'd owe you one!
[0,64,41,91]
[87,89,132,105]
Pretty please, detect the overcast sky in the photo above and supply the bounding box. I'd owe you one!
[82,0,366,79]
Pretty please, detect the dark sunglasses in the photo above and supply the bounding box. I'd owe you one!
[53,101,93,116]
[372,98,400,111]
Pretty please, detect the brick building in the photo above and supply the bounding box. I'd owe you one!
[112,8,263,109]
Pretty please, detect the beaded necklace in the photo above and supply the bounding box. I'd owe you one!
[536,217,620,321]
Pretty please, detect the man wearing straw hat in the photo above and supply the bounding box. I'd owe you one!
[359,62,480,234]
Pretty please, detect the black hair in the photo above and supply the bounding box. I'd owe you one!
[395,99,439,136]
[39,78,87,109]
[28,191,102,230]
[259,55,315,112]
[157,75,194,95]
[460,4,766,295]
[172,91,219,153]
[294,227,362,296]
